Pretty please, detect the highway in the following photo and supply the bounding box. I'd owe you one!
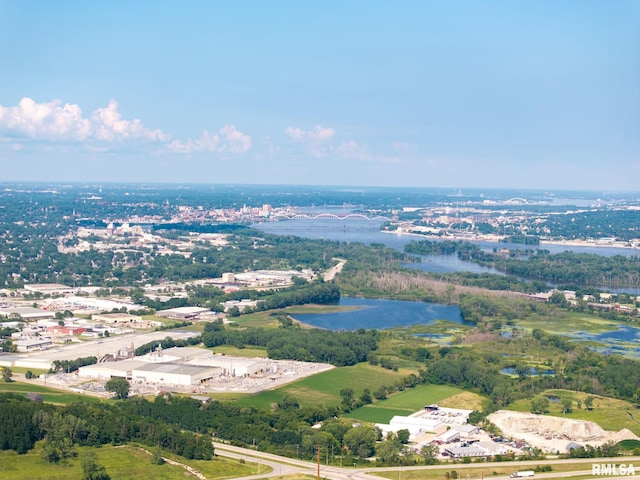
[212,443,640,480]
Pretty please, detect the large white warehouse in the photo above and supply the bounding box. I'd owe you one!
[131,363,221,386]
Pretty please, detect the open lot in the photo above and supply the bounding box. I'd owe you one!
[0,443,257,480]
[235,363,405,410]
[348,385,465,423]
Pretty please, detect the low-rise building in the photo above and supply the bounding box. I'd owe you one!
[131,363,221,386]
[444,445,486,458]
[92,313,143,324]
[0,307,55,321]
[15,337,52,352]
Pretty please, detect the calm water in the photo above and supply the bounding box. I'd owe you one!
[291,297,468,331]
[255,218,638,258]
[572,325,640,356]
[500,367,556,376]
[256,217,640,344]
[254,218,639,293]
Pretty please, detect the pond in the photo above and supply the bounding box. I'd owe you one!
[291,297,470,331]
[500,367,556,376]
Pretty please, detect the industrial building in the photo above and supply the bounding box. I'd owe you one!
[131,363,221,386]
[0,307,55,321]
[78,359,148,380]
[77,346,269,388]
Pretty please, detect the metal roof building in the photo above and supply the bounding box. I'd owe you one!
[132,363,221,386]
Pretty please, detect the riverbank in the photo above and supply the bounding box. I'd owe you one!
[384,229,640,251]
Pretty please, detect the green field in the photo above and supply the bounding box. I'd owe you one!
[235,363,405,409]
[516,310,628,335]
[212,345,269,357]
[371,460,603,480]
[507,389,640,436]
[0,443,259,480]
[348,384,465,423]
[0,381,95,404]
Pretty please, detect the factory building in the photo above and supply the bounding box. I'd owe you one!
[131,363,221,386]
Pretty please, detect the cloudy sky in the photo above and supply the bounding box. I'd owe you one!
[0,1,638,190]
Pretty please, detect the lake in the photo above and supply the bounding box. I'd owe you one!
[291,297,469,331]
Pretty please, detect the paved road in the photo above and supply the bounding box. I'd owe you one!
[323,258,346,282]
[213,444,640,480]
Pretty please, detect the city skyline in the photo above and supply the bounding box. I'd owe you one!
[0,1,638,190]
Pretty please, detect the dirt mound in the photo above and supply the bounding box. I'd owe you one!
[611,428,639,443]
[487,410,639,452]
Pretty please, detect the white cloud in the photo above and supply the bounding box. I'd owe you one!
[285,125,335,143]
[91,100,168,142]
[0,97,91,140]
[334,140,370,160]
[0,97,166,143]
[0,98,251,156]
[167,125,251,154]
[285,125,336,157]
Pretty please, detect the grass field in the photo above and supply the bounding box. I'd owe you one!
[516,310,628,335]
[235,363,405,410]
[507,389,640,436]
[212,345,268,357]
[0,381,94,404]
[348,384,467,423]
[0,443,259,480]
[371,460,605,480]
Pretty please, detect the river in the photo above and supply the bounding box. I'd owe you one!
[253,216,640,350]
[254,216,639,287]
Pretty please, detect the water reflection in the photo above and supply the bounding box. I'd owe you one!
[291,297,469,331]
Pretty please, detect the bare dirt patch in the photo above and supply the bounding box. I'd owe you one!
[488,410,639,453]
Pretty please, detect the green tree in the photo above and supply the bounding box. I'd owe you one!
[376,434,403,464]
[585,395,594,411]
[358,389,372,405]
[562,398,573,414]
[420,444,439,465]
[339,388,355,410]
[34,411,78,463]
[81,452,111,480]
[150,447,165,465]
[105,377,130,399]
[531,396,549,414]
[343,426,376,459]
[514,362,530,381]
[396,429,410,444]
[2,367,13,382]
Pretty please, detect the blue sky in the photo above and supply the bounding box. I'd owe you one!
[0,1,638,190]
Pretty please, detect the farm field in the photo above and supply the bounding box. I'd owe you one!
[0,443,258,480]
[235,363,405,409]
[507,389,640,436]
[348,384,467,423]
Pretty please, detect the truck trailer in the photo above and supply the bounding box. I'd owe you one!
[509,471,534,478]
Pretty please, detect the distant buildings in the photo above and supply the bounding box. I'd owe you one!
[78,346,269,387]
